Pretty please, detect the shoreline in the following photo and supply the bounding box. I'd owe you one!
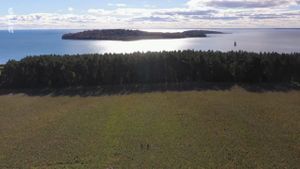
[62,29,223,41]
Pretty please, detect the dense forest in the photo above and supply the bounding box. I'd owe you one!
[0,50,300,88]
[0,64,4,77]
[62,29,222,41]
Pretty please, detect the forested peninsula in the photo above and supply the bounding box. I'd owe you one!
[62,29,223,41]
[1,50,299,88]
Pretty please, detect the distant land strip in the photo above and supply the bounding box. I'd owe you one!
[62,29,223,41]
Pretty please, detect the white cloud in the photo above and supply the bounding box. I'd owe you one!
[187,0,299,9]
[68,7,74,12]
[0,1,299,29]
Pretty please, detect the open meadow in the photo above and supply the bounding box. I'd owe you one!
[0,86,299,169]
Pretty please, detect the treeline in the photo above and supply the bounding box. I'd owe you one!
[0,64,4,77]
[0,50,300,88]
[62,29,222,41]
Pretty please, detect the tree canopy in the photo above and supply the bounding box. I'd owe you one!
[62,29,222,41]
[1,50,299,88]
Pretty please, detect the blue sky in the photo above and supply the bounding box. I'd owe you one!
[0,0,186,14]
[1,0,300,29]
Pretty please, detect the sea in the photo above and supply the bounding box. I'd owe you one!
[0,28,300,63]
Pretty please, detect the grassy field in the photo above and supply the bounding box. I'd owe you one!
[0,87,299,169]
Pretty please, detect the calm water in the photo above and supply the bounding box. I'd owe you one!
[0,28,300,63]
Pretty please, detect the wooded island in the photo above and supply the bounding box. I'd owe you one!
[62,29,223,41]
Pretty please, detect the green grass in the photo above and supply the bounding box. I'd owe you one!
[0,87,299,169]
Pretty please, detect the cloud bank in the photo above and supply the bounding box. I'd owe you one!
[0,0,300,29]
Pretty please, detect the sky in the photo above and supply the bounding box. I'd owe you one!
[1,0,300,29]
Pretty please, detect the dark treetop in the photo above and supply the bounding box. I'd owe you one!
[62,29,223,41]
[1,50,299,89]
